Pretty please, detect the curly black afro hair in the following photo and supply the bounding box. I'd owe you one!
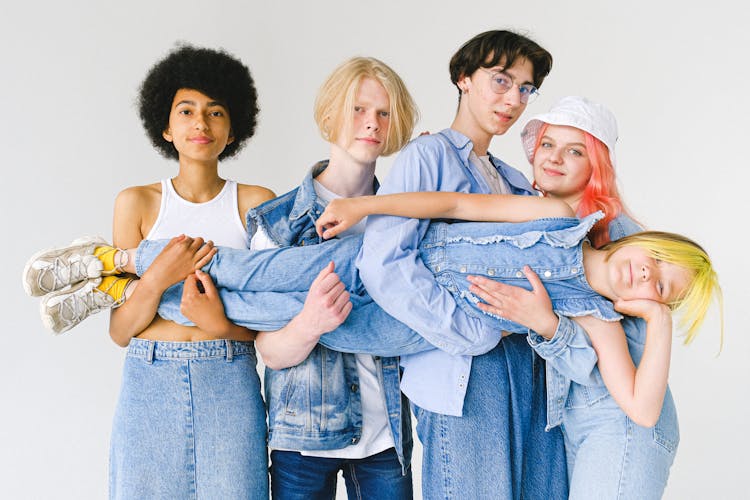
[138,44,258,160]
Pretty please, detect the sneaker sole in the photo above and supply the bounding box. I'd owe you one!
[39,299,62,335]
[22,235,108,296]
[38,279,101,334]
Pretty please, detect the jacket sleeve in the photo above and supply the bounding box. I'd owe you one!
[355,140,501,356]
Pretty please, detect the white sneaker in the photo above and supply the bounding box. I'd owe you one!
[40,279,121,334]
[23,236,108,296]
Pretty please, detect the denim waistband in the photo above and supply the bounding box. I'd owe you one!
[127,338,256,362]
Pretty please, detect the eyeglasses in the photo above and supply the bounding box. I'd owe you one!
[478,68,539,104]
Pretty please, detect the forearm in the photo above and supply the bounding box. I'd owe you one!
[256,318,320,369]
[628,315,671,426]
[585,312,672,428]
[450,193,574,221]
[108,276,164,346]
[347,192,572,222]
[344,192,464,220]
[196,315,257,341]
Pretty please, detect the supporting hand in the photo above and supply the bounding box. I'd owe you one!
[141,235,217,289]
[255,262,352,370]
[295,261,353,335]
[614,298,672,330]
[468,266,559,339]
[180,270,235,337]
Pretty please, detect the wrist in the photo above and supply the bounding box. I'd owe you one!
[207,317,234,337]
[535,313,560,340]
[644,305,672,325]
[137,271,172,295]
[288,313,325,344]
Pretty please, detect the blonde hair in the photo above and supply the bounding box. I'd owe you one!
[603,231,723,345]
[314,57,418,156]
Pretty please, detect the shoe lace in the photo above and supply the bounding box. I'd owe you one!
[40,256,90,292]
[60,286,119,324]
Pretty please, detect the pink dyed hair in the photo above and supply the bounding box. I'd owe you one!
[533,122,635,247]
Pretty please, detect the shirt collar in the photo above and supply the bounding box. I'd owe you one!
[438,128,536,196]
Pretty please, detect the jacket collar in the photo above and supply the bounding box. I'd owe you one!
[288,159,381,220]
[287,160,328,221]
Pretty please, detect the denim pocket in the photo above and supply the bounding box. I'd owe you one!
[281,366,301,417]
[652,425,678,454]
[652,391,680,453]
[565,383,611,409]
[267,366,306,430]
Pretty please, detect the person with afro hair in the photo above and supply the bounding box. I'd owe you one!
[93,44,273,498]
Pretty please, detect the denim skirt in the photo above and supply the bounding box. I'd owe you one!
[109,338,268,499]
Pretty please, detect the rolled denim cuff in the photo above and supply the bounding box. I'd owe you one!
[134,239,168,276]
[527,313,575,357]
[527,314,599,386]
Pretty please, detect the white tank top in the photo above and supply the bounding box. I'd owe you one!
[146,179,249,250]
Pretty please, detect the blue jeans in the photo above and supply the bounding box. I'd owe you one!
[137,235,436,357]
[270,448,412,500]
[562,385,679,499]
[109,339,268,499]
[414,335,567,500]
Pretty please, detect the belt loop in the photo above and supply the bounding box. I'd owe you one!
[146,341,155,364]
[225,340,234,362]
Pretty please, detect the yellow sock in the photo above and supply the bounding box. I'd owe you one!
[96,276,132,304]
[94,246,122,274]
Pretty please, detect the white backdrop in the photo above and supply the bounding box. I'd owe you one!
[2,1,747,498]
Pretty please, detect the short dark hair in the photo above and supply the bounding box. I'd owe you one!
[449,30,553,96]
[138,44,259,160]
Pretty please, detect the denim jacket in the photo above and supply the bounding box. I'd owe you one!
[246,161,412,472]
[528,214,644,429]
[423,213,623,329]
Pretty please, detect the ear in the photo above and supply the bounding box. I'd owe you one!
[457,74,472,94]
[227,131,235,145]
[162,128,173,143]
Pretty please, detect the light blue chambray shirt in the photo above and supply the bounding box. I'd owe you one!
[356,128,589,416]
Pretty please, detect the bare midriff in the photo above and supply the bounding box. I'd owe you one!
[135,316,256,343]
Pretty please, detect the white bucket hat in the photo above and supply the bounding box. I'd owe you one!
[520,96,618,167]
